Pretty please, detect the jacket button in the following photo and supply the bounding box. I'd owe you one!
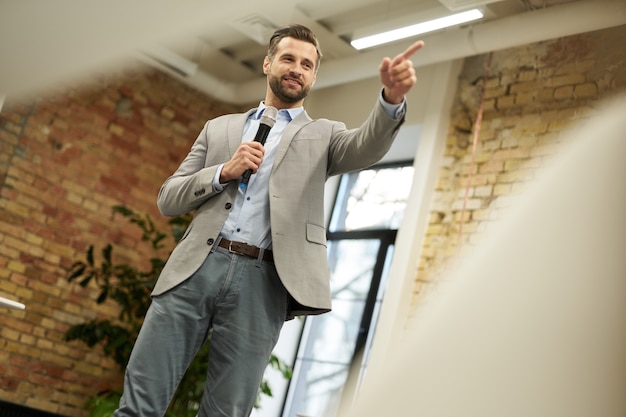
[225,202,232,210]
[207,238,214,246]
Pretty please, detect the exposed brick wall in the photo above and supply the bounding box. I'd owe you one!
[0,66,244,415]
[412,25,626,312]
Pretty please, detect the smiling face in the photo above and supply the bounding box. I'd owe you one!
[263,37,318,109]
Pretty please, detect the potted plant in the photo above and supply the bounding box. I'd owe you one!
[65,206,291,416]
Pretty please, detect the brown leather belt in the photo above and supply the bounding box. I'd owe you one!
[218,238,273,262]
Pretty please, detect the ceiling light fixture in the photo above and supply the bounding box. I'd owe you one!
[351,8,484,50]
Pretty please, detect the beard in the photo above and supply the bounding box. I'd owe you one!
[268,72,311,104]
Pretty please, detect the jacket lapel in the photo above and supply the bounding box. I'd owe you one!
[227,110,256,157]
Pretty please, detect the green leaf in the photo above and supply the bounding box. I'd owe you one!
[96,289,108,304]
[259,380,272,397]
[112,205,133,216]
[79,272,93,288]
[86,390,122,417]
[102,244,113,264]
[86,245,95,266]
[67,262,86,281]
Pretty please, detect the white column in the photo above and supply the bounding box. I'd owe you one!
[363,58,463,380]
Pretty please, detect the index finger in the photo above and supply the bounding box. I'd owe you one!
[392,40,425,66]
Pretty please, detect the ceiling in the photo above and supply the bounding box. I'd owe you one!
[0,0,624,105]
[152,0,516,83]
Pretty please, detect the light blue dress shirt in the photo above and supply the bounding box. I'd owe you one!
[214,91,405,249]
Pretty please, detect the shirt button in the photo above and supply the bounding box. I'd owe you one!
[246,197,251,201]
[207,238,214,245]
[225,202,232,210]
[236,228,241,232]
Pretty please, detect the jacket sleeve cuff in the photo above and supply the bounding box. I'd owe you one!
[379,88,407,120]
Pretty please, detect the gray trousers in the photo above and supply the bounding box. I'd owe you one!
[114,246,290,417]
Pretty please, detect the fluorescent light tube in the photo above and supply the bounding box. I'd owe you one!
[351,8,484,50]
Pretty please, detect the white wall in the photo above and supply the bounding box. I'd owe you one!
[305,64,438,127]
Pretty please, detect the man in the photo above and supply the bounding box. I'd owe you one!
[115,24,422,417]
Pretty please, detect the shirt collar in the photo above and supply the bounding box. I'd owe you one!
[254,101,303,122]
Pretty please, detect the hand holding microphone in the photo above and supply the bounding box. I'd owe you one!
[239,106,278,189]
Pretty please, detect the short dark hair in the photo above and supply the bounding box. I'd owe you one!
[267,24,323,71]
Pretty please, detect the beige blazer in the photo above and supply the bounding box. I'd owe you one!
[153,98,405,317]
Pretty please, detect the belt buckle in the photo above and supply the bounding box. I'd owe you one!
[227,240,244,256]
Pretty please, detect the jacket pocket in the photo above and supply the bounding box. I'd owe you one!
[306,223,327,247]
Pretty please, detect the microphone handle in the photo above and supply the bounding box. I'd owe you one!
[240,124,272,190]
[240,169,253,188]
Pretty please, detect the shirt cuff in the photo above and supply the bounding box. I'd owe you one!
[213,164,227,192]
[379,89,406,120]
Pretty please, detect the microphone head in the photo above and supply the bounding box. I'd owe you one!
[260,106,278,128]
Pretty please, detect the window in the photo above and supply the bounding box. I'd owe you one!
[282,162,414,417]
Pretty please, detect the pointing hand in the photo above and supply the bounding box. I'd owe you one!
[379,40,424,104]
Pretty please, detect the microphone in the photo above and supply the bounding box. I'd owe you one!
[240,106,278,190]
